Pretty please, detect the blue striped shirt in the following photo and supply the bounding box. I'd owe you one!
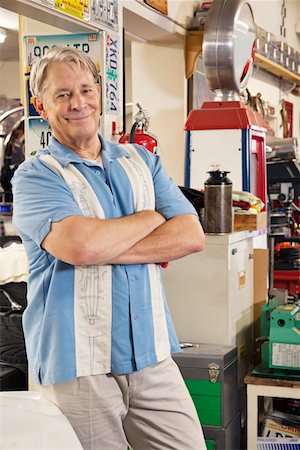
[12,135,197,385]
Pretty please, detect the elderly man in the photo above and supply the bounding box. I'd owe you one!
[12,46,206,450]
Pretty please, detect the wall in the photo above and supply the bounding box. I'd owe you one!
[248,0,300,139]
[124,38,132,133]
[0,61,20,99]
[131,40,187,184]
[247,65,300,138]
[0,17,69,101]
[250,0,300,49]
[167,0,194,28]
[21,16,68,35]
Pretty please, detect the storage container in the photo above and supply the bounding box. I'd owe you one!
[173,343,238,428]
[173,343,240,449]
[204,413,241,450]
[234,211,267,231]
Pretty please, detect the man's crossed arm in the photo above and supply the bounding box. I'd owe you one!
[42,211,205,266]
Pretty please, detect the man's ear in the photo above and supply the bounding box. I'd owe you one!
[33,97,48,121]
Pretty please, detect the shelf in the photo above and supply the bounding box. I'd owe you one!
[123,0,186,44]
[1,0,100,33]
[184,37,300,96]
[254,53,300,96]
[245,375,300,449]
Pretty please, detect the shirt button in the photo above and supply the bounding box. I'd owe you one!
[131,276,137,281]
[133,314,138,321]
[95,170,101,175]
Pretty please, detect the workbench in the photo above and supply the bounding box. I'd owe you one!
[245,375,300,449]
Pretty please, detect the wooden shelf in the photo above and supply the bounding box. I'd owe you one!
[185,30,204,79]
[254,53,300,95]
[245,374,300,449]
[124,0,186,43]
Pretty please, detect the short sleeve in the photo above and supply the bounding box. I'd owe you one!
[153,159,198,219]
[12,157,84,247]
[134,146,198,219]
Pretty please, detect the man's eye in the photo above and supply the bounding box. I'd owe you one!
[57,93,69,98]
[83,88,93,94]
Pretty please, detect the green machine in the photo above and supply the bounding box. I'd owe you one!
[254,292,300,380]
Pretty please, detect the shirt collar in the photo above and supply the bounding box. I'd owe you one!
[46,134,131,168]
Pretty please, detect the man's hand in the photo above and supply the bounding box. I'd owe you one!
[108,214,205,265]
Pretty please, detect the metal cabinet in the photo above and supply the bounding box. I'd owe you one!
[163,231,254,386]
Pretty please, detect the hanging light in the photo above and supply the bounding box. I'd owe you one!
[0,28,7,44]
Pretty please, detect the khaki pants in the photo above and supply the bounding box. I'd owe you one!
[40,356,207,450]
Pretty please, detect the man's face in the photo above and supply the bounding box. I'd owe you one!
[34,61,101,150]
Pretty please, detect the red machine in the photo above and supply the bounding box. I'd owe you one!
[273,241,300,297]
[184,0,267,208]
[185,101,267,208]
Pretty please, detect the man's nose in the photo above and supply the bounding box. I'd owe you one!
[70,92,86,110]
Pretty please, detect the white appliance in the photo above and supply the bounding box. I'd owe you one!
[163,231,254,387]
[0,391,83,449]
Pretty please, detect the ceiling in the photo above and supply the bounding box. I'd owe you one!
[0,8,19,62]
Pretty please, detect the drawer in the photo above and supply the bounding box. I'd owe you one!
[185,379,221,396]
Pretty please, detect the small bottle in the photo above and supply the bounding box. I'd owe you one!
[204,168,233,234]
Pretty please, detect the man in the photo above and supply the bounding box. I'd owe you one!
[12,46,206,450]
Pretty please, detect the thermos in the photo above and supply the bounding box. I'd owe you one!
[204,169,233,234]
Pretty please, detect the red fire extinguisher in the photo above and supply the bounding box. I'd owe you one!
[119,103,158,154]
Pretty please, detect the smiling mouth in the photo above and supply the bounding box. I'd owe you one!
[66,115,91,121]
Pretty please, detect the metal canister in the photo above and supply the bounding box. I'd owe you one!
[204,170,233,234]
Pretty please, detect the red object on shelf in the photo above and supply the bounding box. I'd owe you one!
[184,101,267,130]
[273,270,300,297]
[185,101,267,209]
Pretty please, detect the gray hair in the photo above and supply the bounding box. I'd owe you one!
[30,46,99,99]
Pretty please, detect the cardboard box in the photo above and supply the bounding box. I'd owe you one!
[234,211,267,231]
[253,249,269,306]
[253,248,269,363]
[144,0,168,14]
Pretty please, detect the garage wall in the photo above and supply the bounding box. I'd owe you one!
[248,0,300,139]
[0,61,20,99]
[131,41,187,184]
[0,17,68,101]
[250,0,300,49]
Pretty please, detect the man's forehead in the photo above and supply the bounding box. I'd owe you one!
[52,82,96,94]
[48,60,90,73]
[45,62,95,86]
